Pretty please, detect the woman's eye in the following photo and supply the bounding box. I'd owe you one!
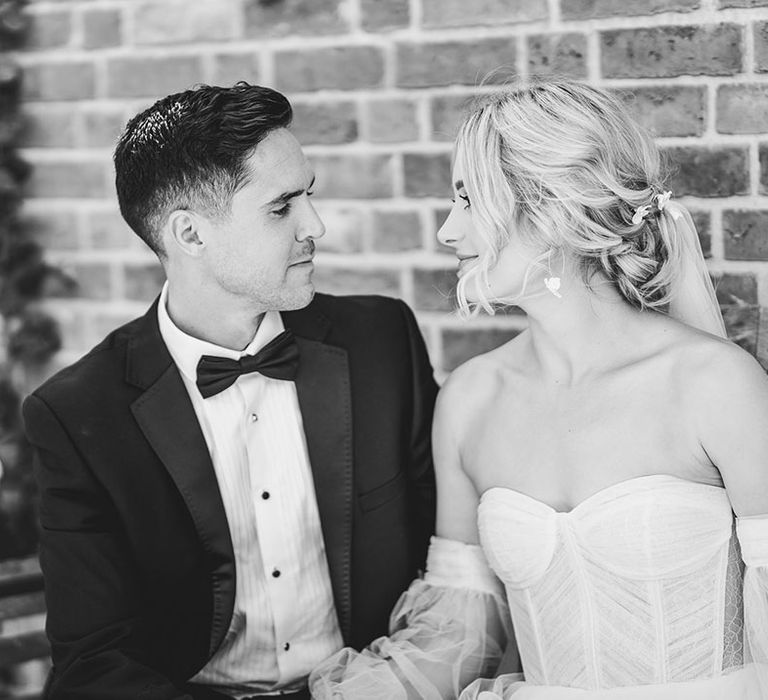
[458,194,471,210]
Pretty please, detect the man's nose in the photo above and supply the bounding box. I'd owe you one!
[296,202,325,241]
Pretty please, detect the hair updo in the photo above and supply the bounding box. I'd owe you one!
[454,79,683,316]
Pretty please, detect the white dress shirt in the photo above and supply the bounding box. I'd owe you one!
[157,283,343,697]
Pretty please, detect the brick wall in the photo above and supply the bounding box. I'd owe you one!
[13,0,768,377]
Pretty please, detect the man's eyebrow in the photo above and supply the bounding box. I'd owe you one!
[264,175,316,208]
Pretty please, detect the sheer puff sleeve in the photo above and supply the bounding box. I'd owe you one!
[736,514,768,695]
[309,536,512,700]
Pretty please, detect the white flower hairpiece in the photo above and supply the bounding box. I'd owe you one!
[632,190,673,225]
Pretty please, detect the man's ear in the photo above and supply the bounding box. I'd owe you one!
[167,209,205,257]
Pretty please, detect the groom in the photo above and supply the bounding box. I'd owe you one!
[23,83,437,699]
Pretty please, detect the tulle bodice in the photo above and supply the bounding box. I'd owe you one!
[478,475,743,690]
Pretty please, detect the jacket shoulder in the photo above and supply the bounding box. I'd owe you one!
[28,312,148,406]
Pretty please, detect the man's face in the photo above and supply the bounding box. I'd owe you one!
[200,128,325,312]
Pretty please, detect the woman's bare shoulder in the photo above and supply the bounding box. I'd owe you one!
[435,331,528,433]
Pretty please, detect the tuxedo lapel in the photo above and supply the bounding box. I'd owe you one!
[284,306,354,642]
[126,302,236,658]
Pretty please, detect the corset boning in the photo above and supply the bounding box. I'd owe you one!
[477,475,744,690]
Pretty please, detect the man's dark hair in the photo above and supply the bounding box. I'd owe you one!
[114,82,293,257]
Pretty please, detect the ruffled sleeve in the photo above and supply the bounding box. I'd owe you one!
[736,514,768,695]
[309,536,513,700]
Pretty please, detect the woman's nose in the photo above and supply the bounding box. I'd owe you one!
[437,208,462,248]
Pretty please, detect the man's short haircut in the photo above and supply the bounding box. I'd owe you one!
[113,82,293,257]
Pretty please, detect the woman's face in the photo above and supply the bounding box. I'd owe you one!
[437,162,541,304]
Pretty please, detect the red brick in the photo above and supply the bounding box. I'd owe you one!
[312,206,363,253]
[22,62,96,101]
[88,210,135,249]
[19,107,76,148]
[69,262,113,300]
[106,56,202,98]
[715,273,757,305]
[133,0,238,45]
[563,0,699,19]
[312,154,393,198]
[753,22,768,73]
[431,94,480,142]
[366,98,419,144]
[758,308,768,369]
[211,52,260,86]
[20,209,79,250]
[663,146,749,198]
[83,8,121,50]
[244,0,348,37]
[24,159,109,199]
[312,266,400,297]
[723,304,758,356]
[615,86,705,137]
[361,0,409,31]
[716,84,768,134]
[442,327,520,371]
[397,38,516,89]
[404,153,452,198]
[371,210,422,252]
[690,210,711,258]
[723,211,768,261]
[422,0,546,27]
[90,311,142,342]
[81,108,128,149]
[528,33,588,80]
[291,101,357,145]
[22,9,71,50]
[413,267,457,311]
[125,262,165,301]
[601,25,742,79]
[759,144,768,195]
[721,0,768,6]
[275,46,384,92]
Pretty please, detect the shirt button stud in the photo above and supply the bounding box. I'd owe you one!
[261,491,270,500]
[272,568,281,578]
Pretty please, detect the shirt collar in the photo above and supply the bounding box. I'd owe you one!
[157,282,285,383]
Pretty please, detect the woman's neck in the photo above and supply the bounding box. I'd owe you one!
[519,272,641,385]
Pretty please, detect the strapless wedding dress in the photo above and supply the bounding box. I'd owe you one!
[310,475,768,700]
[459,475,763,698]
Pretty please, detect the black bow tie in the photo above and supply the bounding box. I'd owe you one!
[195,330,300,399]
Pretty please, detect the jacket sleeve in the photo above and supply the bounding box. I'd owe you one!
[23,392,202,700]
[398,299,439,574]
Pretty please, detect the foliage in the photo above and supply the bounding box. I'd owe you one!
[0,0,74,560]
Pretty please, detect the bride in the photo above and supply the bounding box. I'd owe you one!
[309,80,768,699]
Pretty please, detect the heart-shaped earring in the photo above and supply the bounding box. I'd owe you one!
[544,277,562,298]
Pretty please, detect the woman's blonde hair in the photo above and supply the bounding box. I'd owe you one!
[454,79,682,316]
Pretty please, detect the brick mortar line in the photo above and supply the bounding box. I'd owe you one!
[18,77,768,112]
[17,10,768,61]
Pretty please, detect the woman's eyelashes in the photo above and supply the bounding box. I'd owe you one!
[451,192,471,210]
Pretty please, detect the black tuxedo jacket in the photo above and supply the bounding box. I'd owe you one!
[23,293,438,700]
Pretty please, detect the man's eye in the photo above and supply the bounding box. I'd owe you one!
[272,203,291,217]
[307,189,315,197]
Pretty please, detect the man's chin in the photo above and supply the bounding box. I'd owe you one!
[279,285,315,311]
